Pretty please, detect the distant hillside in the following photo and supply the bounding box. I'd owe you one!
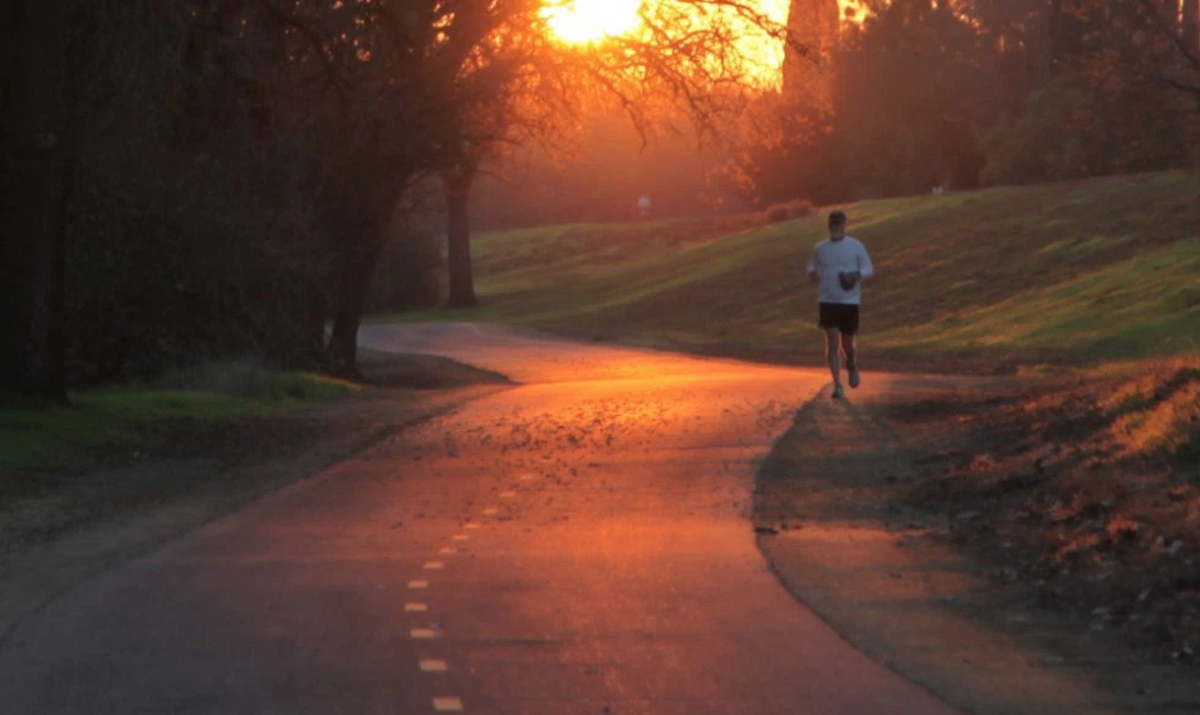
[380,171,1200,370]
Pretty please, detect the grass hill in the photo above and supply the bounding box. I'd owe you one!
[379,170,1200,370]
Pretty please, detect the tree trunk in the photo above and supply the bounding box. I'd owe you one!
[443,162,480,309]
[782,0,839,107]
[1,0,73,402]
[1047,0,1078,68]
[1185,0,1199,55]
[327,231,387,376]
[1158,0,1180,33]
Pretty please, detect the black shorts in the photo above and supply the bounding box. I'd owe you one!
[818,302,860,335]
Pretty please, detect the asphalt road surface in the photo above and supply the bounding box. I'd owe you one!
[0,324,960,715]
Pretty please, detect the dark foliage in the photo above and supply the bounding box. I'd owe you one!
[749,0,1200,206]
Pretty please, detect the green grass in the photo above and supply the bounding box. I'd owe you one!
[375,170,1200,366]
[0,363,359,473]
[154,360,360,402]
[873,240,1200,357]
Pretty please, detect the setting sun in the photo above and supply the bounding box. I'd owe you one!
[543,0,643,44]
[541,1,865,87]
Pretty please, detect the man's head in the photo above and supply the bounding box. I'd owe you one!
[828,210,847,240]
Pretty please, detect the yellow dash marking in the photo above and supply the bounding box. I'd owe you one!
[433,696,464,712]
[483,507,499,516]
[408,580,429,589]
[464,523,481,530]
[500,491,517,499]
[519,473,536,481]
[439,547,457,555]
[420,659,449,673]
[452,534,469,542]
[410,628,438,639]
[405,603,428,613]
[424,561,445,570]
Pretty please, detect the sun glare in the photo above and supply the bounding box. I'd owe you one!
[543,0,643,44]
[541,1,863,87]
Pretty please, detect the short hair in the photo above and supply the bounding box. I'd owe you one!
[828,210,847,225]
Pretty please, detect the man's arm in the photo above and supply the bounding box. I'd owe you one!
[857,243,875,281]
[807,248,820,283]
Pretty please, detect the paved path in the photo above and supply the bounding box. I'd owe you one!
[0,324,960,714]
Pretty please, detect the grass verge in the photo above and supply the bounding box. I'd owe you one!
[376,170,1199,369]
[0,362,359,475]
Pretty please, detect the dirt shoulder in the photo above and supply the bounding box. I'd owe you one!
[0,351,512,640]
[755,371,1200,715]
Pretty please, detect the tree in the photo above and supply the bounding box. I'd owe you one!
[782,0,840,107]
[805,0,1198,193]
[1187,1,1200,56]
[439,1,802,309]
[72,1,329,382]
[827,1,987,196]
[438,17,572,308]
[1,0,77,401]
[1138,0,1200,99]
[213,0,510,372]
[1,0,814,386]
[442,155,485,308]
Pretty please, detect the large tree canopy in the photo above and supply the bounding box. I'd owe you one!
[728,0,1200,207]
[1,0,808,394]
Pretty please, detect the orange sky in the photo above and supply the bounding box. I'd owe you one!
[545,1,865,85]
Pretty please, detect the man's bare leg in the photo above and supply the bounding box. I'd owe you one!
[825,328,844,397]
[842,332,860,388]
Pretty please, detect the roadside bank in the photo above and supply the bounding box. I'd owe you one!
[754,368,1200,715]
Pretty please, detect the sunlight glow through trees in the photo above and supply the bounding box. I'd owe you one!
[542,0,861,86]
[543,0,644,43]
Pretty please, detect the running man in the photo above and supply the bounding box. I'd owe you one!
[807,210,875,399]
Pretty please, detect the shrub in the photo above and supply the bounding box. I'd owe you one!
[765,203,792,223]
[765,199,816,224]
[67,147,329,386]
[788,199,816,219]
[155,360,357,401]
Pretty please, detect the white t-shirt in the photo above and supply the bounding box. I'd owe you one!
[807,236,875,305]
